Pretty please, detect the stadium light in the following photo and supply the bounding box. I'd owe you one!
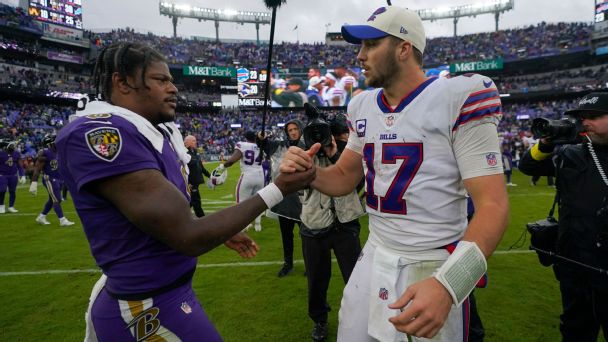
[159,1,272,44]
[416,0,514,37]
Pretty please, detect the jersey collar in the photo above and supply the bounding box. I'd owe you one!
[376,77,438,113]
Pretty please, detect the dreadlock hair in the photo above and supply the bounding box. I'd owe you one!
[91,42,167,102]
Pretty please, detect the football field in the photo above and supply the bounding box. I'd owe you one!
[0,165,601,341]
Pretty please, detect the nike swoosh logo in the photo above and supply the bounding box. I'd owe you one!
[483,80,493,88]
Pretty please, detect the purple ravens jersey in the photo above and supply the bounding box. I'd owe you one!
[0,150,22,176]
[41,148,61,179]
[56,114,195,296]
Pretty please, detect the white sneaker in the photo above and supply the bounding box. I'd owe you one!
[0,205,4,214]
[59,217,75,226]
[36,215,51,225]
[255,224,262,232]
[507,183,518,186]
[7,207,18,213]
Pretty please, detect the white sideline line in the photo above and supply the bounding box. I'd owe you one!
[0,250,533,277]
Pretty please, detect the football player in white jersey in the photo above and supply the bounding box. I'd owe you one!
[220,131,265,231]
[280,6,509,342]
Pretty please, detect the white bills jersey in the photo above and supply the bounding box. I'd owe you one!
[345,74,503,252]
[235,141,262,174]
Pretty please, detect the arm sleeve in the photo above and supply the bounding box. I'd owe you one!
[453,120,504,180]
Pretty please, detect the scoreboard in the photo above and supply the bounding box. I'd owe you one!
[28,0,83,30]
[237,67,271,107]
[596,0,608,23]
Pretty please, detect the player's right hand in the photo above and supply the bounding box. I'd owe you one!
[280,143,321,173]
[29,181,37,196]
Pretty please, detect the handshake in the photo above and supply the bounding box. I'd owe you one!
[273,143,322,195]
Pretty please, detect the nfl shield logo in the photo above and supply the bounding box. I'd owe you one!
[486,153,498,166]
[181,302,192,314]
[385,115,394,127]
[85,127,122,162]
[379,288,389,300]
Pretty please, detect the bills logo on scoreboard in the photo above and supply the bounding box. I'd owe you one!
[237,68,249,83]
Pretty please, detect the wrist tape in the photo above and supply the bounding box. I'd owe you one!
[257,183,284,209]
[434,241,487,307]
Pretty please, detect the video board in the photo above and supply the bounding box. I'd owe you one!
[28,0,83,30]
[596,0,608,23]
[237,67,271,107]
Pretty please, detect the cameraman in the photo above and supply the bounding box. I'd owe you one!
[299,114,363,341]
[519,92,608,341]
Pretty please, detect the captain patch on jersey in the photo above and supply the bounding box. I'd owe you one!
[85,127,122,162]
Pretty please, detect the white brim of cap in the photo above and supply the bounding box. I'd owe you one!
[341,25,389,44]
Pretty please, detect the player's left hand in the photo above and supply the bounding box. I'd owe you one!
[19,176,26,184]
[388,277,453,338]
[224,232,259,258]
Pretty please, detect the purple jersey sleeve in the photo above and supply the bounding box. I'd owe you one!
[62,116,160,191]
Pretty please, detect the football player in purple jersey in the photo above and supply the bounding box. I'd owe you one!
[0,139,26,213]
[29,133,75,226]
[56,42,315,342]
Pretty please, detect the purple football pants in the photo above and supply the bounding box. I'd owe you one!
[91,281,223,341]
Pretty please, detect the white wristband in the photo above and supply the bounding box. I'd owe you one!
[434,241,487,307]
[257,183,284,208]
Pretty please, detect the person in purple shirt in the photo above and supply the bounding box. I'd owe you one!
[55,42,315,342]
[28,133,75,226]
[0,139,26,213]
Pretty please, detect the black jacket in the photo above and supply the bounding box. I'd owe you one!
[519,142,608,287]
[187,148,210,186]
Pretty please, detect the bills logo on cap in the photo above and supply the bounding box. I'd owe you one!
[367,7,387,22]
[85,127,122,162]
[356,119,367,137]
[486,153,498,166]
[379,288,389,300]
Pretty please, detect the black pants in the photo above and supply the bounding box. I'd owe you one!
[190,186,205,218]
[468,290,485,342]
[301,221,361,323]
[559,277,608,342]
[279,216,299,265]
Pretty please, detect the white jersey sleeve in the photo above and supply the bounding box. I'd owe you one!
[448,74,503,179]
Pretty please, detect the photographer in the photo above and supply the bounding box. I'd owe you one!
[519,92,608,341]
[299,110,364,341]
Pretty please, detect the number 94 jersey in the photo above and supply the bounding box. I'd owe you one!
[345,74,504,252]
[236,141,262,174]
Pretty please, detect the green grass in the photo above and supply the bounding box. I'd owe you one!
[0,167,602,341]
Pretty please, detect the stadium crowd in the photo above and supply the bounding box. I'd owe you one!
[0,98,578,163]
